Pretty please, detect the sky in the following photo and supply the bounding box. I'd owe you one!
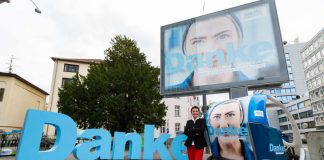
[0,0,323,103]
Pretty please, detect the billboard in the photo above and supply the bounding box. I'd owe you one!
[160,0,287,96]
[205,95,286,159]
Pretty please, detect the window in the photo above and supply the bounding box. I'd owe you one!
[312,80,316,88]
[293,114,299,120]
[279,117,287,123]
[175,123,180,132]
[291,88,296,93]
[64,64,79,73]
[291,105,297,111]
[307,59,311,67]
[285,53,290,60]
[175,105,180,117]
[285,88,290,93]
[320,63,324,72]
[286,60,291,66]
[161,125,166,133]
[318,103,322,111]
[317,77,322,86]
[280,125,288,131]
[299,110,313,119]
[289,73,294,80]
[298,102,305,109]
[304,100,311,107]
[281,89,286,93]
[308,82,312,89]
[282,96,287,101]
[277,109,284,115]
[289,81,295,86]
[316,51,321,60]
[312,55,316,63]
[62,78,73,87]
[0,88,4,102]
[315,66,319,75]
[287,66,292,72]
[308,121,316,128]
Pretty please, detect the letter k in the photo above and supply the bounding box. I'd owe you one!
[143,125,171,159]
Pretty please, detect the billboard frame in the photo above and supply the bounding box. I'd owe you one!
[160,0,288,97]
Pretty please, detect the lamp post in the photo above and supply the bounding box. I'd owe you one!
[0,0,41,14]
[0,0,10,4]
[29,0,41,14]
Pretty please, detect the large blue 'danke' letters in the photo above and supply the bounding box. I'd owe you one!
[16,109,188,160]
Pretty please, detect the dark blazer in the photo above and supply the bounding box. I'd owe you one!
[184,118,207,149]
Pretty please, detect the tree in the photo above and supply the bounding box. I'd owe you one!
[58,35,166,133]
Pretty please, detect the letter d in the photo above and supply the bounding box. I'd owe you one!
[17,109,77,160]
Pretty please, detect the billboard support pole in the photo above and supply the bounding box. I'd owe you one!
[229,87,248,99]
[202,93,210,154]
[202,94,208,114]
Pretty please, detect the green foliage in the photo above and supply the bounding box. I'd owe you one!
[58,35,166,133]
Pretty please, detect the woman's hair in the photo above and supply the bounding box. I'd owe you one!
[182,13,243,55]
[191,106,200,113]
[207,99,244,125]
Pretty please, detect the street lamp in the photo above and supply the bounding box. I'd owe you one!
[29,0,41,14]
[0,0,41,14]
[0,0,10,4]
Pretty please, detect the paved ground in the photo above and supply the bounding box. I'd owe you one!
[0,145,310,160]
[0,153,212,160]
[0,151,212,160]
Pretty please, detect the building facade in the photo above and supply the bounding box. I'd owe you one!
[155,96,200,138]
[47,57,102,136]
[48,57,200,137]
[300,28,324,130]
[0,72,48,132]
[277,97,315,134]
[261,42,316,134]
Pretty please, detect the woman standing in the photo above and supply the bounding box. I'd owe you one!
[184,106,207,160]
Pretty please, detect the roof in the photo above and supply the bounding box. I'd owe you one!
[300,27,324,52]
[51,57,103,64]
[0,72,49,95]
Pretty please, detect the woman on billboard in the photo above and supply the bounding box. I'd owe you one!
[206,100,254,160]
[167,14,248,90]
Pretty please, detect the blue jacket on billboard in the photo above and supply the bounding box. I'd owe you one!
[211,138,254,160]
[166,72,194,90]
[247,94,269,126]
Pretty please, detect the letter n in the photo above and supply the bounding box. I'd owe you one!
[112,132,141,159]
